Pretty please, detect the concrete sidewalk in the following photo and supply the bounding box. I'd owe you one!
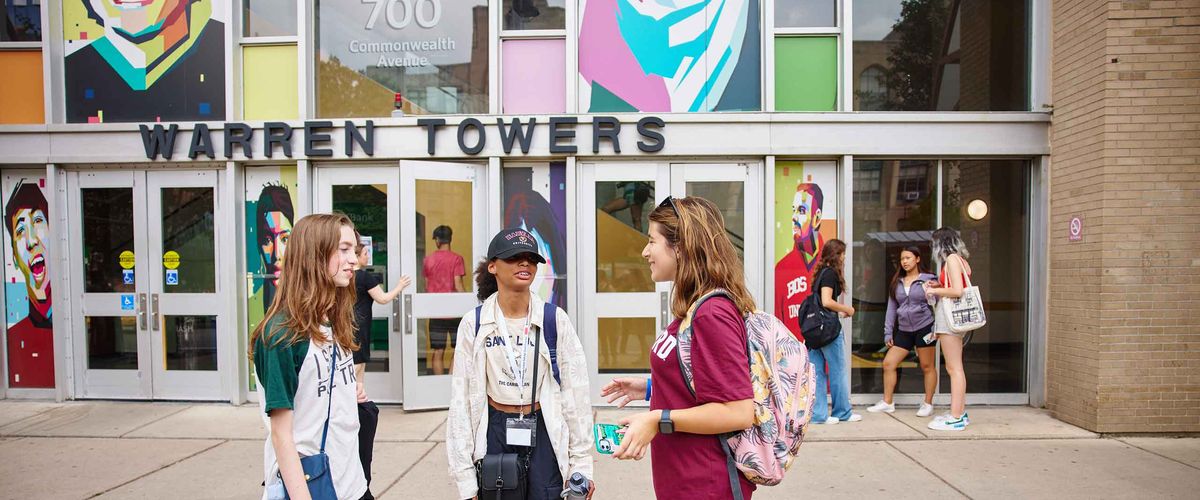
[1,401,1197,499]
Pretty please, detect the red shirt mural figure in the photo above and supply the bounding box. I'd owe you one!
[774,182,824,340]
[6,181,54,388]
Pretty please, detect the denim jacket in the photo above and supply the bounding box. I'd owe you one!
[884,273,938,342]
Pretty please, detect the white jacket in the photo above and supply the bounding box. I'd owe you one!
[445,292,594,499]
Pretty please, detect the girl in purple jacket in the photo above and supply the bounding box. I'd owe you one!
[867,246,938,417]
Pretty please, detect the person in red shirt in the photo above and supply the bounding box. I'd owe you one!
[774,182,825,339]
[423,225,466,375]
[600,196,756,500]
[4,181,53,388]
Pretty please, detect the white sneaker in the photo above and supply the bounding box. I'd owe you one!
[867,400,895,413]
[823,416,839,425]
[927,413,969,431]
[843,413,863,423]
[916,402,934,417]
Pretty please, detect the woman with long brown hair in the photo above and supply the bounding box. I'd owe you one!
[251,213,368,500]
[809,239,861,425]
[601,196,756,499]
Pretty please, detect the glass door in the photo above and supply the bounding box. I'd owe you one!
[581,162,670,403]
[314,166,403,402]
[400,160,485,410]
[670,163,764,303]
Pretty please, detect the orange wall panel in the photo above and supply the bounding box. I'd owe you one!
[0,50,45,125]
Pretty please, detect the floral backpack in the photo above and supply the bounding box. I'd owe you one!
[676,290,817,497]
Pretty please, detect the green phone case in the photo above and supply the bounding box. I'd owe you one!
[594,423,623,454]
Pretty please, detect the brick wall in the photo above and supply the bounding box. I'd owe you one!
[1049,0,1200,433]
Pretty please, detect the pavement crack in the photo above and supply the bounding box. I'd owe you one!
[118,405,192,438]
[1114,438,1200,472]
[377,442,438,498]
[885,441,974,500]
[87,439,228,498]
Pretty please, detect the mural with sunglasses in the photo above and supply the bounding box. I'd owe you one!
[774,161,838,341]
[578,0,761,112]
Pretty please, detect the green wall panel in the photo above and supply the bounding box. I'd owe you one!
[775,37,838,111]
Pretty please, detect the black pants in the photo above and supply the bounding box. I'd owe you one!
[358,401,380,499]
[485,406,563,500]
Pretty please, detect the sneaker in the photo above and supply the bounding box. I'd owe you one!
[867,400,895,413]
[823,416,839,425]
[927,413,968,431]
[843,413,863,423]
[916,402,934,417]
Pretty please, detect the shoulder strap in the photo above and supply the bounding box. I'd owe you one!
[541,302,561,386]
[529,322,542,407]
[474,305,482,337]
[676,290,734,400]
[319,343,336,453]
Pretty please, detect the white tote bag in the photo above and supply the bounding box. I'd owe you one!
[938,256,986,334]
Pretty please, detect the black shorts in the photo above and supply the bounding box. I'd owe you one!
[893,323,935,350]
[353,327,372,364]
[429,318,459,350]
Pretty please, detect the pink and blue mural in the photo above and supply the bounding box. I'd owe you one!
[578,0,761,112]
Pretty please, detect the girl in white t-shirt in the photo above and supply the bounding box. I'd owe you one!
[251,213,368,500]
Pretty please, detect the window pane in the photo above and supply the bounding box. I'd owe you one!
[2,0,41,42]
[243,0,297,37]
[940,159,1028,393]
[503,163,569,309]
[160,187,215,293]
[595,181,654,293]
[364,318,389,373]
[503,0,565,30]
[775,37,838,111]
[86,316,138,370]
[598,317,656,373]
[852,0,1029,111]
[686,182,745,260]
[163,315,217,371]
[418,317,459,376]
[82,188,135,293]
[775,0,836,28]
[333,184,390,298]
[316,0,489,117]
[416,179,474,294]
[851,160,936,395]
[502,39,566,114]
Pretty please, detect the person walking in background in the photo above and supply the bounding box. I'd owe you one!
[350,234,411,498]
[601,196,756,499]
[809,239,862,425]
[251,213,367,500]
[424,225,466,375]
[867,246,938,417]
[924,228,974,431]
[446,228,595,500]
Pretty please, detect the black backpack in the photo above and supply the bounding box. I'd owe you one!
[797,268,841,349]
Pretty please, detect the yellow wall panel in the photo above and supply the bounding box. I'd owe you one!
[0,51,45,124]
[243,45,298,120]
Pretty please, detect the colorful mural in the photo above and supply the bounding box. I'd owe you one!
[773,161,838,341]
[63,0,227,123]
[4,175,53,388]
[502,163,568,309]
[578,0,761,112]
[245,166,298,389]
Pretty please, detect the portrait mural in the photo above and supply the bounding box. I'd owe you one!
[502,163,569,309]
[773,161,838,341]
[244,167,298,388]
[4,176,53,388]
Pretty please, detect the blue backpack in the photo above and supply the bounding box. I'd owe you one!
[474,302,562,386]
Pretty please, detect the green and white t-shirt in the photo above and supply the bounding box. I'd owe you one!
[254,319,366,500]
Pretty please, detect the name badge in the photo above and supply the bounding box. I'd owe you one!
[505,416,537,448]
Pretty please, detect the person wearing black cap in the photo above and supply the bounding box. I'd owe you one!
[446,228,596,500]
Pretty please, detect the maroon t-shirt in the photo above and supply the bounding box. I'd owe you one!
[649,297,755,499]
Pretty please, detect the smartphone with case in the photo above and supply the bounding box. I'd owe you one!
[594,423,624,454]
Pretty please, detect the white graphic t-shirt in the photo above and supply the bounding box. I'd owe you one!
[484,313,548,406]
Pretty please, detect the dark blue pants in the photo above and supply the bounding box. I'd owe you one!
[485,406,563,500]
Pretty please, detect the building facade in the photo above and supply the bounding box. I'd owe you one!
[0,1,1194,433]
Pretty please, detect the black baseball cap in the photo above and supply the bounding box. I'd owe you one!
[487,228,546,263]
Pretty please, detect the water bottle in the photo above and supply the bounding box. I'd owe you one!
[562,472,590,498]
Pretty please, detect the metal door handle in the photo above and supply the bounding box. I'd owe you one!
[137,293,148,330]
[151,293,161,331]
[660,291,669,326]
[392,299,402,333]
[403,295,413,335]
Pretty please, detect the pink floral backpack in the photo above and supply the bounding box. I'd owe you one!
[676,290,817,496]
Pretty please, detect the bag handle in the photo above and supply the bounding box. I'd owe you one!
[948,254,973,289]
[319,342,337,453]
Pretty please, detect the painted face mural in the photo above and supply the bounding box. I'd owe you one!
[773,164,837,340]
[256,184,295,308]
[502,164,568,308]
[63,0,226,122]
[792,183,824,264]
[4,180,54,388]
[579,0,761,112]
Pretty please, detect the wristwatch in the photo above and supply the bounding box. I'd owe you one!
[658,409,675,434]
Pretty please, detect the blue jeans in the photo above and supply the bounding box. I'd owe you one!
[809,331,852,422]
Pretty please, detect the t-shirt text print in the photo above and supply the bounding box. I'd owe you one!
[315,343,357,399]
[651,328,678,361]
[484,316,547,405]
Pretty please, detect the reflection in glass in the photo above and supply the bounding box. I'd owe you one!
[419,317,460,376]
[852,0,1028,111]
[82,188,135,293]
[503,163,568,308]
[2,0,41,42]
[416,179,473,294]
[503,0,566,31]
[774,0,836,28]
[596,181,654,293]
[599,317,656,373]
[686,182,746,260]
[163,315,217,371]
[87,316,138,370]
[161,187,215,293]
[333,184,389,294]
[940,159,1028,393]
[243,0,297,37]
[316,0,489,117]
[365,318,389,372]
[851,160,935,394]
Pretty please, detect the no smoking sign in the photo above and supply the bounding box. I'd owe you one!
[1069,216,1083,242]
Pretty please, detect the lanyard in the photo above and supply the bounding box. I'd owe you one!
[494,299,534,412]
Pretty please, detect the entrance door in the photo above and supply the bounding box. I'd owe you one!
[314,166,403,402]
[671,163,763,302]
[400,160,485,410]
[68,170,223,399]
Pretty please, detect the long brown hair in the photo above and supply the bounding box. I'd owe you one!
[648,196,756,319]
[813,239,847,294]
[249,213,359,357]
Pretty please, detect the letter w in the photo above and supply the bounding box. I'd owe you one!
[139,124,179,160]
[496,118,537,154]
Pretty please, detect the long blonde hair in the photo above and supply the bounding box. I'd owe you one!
[649,196,756,319]
[249,213,359,356]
